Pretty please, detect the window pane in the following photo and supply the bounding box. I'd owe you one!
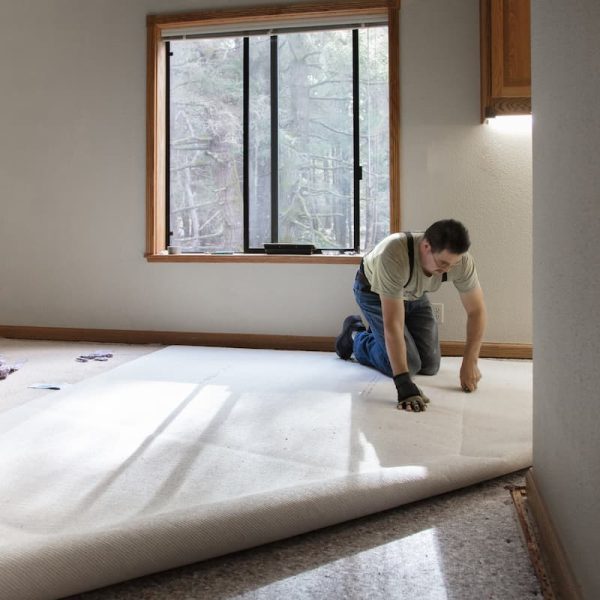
[277,30,354,249]
[359,26,389,252]
[169,39,244,252]
[248,36,272,248]
[167,27,389,254]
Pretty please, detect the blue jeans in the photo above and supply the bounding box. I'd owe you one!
[352,272,441,378]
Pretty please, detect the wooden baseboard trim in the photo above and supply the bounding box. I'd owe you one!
[0,325,333,352]
[442,341,532,359]
[526,469,583,600]
[0,325,532,359]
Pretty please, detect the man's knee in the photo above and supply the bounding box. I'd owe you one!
[419,357,440,376]
[354,333,393,378]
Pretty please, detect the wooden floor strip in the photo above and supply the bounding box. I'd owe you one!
[508,485,556,599]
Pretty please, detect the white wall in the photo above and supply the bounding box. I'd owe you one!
[0,0,531,342]
[532,1,600,596]
[401,0,532,342]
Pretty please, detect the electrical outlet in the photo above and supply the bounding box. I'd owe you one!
[431,303,444,323]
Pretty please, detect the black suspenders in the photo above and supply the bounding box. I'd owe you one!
[404,231,447,284]
[404,232,415,288]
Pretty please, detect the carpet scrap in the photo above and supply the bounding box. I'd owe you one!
[76,351,114,363]
[0,356,24,380]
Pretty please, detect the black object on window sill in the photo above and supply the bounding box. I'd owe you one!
[264,243,317,255]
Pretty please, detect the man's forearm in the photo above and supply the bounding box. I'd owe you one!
[384,326,409,376]
[463,309,486,361]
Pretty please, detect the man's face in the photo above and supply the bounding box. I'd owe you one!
[421,241,463,276]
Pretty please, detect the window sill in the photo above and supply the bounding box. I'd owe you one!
[145,253,362,264]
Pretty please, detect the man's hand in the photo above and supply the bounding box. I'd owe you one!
[394,372,429,412]
[459,287,486,393]
[460,359,481,392]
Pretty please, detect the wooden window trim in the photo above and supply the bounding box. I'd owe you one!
[146,0,401,264]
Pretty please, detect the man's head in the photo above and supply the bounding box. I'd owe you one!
[424,219,471,254]
[420,219,471,275]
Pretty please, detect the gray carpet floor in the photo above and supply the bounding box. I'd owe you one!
[66,470,541,600]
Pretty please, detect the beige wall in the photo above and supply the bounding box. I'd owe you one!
[0,0,531,343]
[532,0,600,597]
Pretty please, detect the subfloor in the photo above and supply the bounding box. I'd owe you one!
[67,470,541,600]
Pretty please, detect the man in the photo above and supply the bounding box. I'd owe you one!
[335,219,486,412]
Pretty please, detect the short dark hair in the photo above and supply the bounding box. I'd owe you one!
[424,219,471,254]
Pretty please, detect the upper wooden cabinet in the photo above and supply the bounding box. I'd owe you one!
[480,0,531,121]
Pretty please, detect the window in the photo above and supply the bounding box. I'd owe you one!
[147,2,400,260]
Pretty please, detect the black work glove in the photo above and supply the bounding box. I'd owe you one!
[393,372,428,412]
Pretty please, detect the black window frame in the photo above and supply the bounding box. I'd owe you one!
[165,27,380,255]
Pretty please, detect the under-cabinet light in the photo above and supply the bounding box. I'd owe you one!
[486,114,532,134]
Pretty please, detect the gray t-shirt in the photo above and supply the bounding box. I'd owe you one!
[362,232,480,300]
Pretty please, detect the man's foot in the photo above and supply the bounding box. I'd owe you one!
[335,315,366,360]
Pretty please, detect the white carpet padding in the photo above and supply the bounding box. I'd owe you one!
[0,346,532,599]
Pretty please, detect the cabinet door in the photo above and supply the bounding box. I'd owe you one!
[480,0,531,120]
[491,0,531,98]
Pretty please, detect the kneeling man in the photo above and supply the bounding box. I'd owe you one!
[335,219,487,412]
